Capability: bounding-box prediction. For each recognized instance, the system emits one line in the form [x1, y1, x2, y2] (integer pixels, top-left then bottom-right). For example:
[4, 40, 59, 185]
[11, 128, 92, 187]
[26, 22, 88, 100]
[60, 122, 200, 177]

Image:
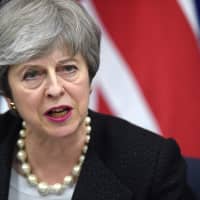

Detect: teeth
[48, 107, 69, 118]
[50, 110, 67, 117]
[53, 108, 66, 113]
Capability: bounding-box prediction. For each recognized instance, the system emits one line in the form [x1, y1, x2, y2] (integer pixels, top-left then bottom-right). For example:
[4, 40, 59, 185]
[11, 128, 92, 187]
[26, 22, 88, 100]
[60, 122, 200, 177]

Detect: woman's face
[8, 48, 91, 138]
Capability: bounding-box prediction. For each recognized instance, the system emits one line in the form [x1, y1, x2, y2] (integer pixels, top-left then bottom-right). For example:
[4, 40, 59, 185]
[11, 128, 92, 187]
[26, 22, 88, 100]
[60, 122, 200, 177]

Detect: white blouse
[9, 168, 75, 200]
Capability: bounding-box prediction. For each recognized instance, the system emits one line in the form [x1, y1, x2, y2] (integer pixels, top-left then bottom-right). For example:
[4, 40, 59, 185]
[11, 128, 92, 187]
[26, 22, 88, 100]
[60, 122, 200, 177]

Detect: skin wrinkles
[8, 48, 91, 183]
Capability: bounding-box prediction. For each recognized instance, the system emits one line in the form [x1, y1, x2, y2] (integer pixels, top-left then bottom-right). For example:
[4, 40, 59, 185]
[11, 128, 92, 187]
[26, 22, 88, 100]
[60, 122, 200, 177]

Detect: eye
[62, 65, 78, 73]
[21, 68, 44, 89]
[23, 69, 42, 80]
[57, 64, 79, 81]
[57, 64, 78, 77]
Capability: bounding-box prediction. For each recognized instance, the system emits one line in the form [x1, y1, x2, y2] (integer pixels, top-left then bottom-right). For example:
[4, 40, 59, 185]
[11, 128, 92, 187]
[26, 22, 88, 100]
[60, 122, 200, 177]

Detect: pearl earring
[10, 102, 16, 110]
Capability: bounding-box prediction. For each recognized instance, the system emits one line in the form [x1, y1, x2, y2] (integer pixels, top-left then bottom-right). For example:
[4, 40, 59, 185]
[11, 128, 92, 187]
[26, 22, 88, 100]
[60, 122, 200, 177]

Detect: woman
[0, 0, 195, 199]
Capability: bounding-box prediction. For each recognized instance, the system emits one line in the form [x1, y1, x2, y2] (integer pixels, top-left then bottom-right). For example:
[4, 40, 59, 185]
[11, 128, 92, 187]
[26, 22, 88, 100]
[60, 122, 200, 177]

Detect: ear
[5, 97, 13, 109]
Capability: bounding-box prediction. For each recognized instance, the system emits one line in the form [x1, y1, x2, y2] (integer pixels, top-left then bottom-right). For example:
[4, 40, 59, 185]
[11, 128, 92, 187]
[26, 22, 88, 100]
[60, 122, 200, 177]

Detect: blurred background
[0, 0, 200, 198]
[83, 0, 200, 198]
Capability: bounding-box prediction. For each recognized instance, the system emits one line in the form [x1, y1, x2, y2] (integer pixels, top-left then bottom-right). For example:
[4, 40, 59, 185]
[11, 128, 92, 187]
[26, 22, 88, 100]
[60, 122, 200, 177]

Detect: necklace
[16, 116, 91, 196]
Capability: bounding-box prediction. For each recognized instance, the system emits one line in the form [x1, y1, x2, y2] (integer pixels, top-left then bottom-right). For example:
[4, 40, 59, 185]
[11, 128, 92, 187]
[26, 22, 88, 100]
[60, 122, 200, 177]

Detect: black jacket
[0, 110, 195, 200]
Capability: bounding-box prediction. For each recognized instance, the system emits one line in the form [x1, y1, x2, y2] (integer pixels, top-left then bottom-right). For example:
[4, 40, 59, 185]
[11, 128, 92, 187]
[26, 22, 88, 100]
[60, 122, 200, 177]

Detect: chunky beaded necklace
[16, 116, 91, 196]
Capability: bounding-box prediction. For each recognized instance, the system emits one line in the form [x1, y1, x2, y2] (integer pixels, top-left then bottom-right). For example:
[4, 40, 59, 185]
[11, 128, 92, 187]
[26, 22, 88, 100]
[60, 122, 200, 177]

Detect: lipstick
[44, 105, 72, 123]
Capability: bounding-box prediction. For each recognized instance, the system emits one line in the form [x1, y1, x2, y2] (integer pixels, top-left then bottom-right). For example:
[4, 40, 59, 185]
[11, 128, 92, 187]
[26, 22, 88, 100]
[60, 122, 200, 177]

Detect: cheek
[78, 84, 90, 104]
[11, 86, 41, 117]
[8, 72, 26, 103]
[72, 80, 91, 108]
[15, 93, 37, 112]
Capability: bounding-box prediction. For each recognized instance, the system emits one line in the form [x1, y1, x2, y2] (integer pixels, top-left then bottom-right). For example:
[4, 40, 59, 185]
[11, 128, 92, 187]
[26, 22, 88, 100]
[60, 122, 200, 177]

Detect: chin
[47, 125, 78, 138]
[47, 130, 74, 138]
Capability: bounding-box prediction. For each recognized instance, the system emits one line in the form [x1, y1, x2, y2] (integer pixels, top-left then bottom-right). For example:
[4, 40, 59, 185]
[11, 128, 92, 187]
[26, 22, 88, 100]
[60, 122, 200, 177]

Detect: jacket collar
[72, 110, 133, 200]
[0, 110, 133, 200]
[0, 112, 21, 200]
[72, 146, 133, 200]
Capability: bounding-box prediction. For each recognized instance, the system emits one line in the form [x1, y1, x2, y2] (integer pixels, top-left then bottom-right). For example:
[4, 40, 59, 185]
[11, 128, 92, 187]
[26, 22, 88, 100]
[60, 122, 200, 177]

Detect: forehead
[29, 48, 70, 63]
[18, 48, 77, 67]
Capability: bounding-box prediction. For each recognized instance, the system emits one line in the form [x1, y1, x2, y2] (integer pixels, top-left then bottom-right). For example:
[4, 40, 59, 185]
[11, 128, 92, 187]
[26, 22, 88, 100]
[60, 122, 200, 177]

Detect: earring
[10, 102, 16, 110]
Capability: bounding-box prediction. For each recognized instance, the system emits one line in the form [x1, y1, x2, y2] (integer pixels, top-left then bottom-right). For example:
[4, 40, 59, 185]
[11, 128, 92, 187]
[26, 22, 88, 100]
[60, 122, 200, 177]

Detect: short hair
[0, 0, 101, 98]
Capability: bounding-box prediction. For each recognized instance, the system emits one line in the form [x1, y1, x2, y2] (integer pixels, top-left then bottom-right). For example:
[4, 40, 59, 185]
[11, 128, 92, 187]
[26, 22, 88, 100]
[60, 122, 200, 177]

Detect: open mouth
[45, 106, 72, 121]
[48, 108, 68, 117]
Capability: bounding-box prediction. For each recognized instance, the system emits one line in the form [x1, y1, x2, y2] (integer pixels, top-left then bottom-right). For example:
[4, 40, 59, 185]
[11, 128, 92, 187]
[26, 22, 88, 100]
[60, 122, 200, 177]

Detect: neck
[15, 116, 91, 195]
[24, 128, 86, 184]
[27, 128, 84, 157]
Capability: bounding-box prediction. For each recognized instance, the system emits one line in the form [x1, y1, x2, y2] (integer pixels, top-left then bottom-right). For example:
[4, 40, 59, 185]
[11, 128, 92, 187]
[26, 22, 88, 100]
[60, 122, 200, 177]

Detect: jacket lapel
[0, 150, 13, 200]
[0, 113, 20, 200]
[72, 147, 133, 200]
[0, 110, 133, 200]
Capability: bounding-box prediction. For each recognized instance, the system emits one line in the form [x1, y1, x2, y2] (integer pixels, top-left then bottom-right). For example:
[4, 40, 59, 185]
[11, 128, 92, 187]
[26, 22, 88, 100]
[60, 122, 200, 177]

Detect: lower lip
[45, 110, 72, 123]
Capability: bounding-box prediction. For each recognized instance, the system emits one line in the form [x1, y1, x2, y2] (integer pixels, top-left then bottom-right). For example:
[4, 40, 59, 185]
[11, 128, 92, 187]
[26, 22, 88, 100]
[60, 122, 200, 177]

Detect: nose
[45, 72, 64, 98]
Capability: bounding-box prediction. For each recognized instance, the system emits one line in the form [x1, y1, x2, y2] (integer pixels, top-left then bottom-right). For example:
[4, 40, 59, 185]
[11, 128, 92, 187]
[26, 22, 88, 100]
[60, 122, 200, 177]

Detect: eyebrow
[57, 58, 77, 65]
[15, 57, 78, 70]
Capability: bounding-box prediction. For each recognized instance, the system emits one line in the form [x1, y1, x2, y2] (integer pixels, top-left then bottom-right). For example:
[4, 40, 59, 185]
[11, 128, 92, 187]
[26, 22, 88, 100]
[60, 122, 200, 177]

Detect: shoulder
[89, 109, 182, 174]
[89, 109, 167, 149]
[89, 110, 193, 198]
[0, 111, 21, 140]
[0, 110, 20, 125]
